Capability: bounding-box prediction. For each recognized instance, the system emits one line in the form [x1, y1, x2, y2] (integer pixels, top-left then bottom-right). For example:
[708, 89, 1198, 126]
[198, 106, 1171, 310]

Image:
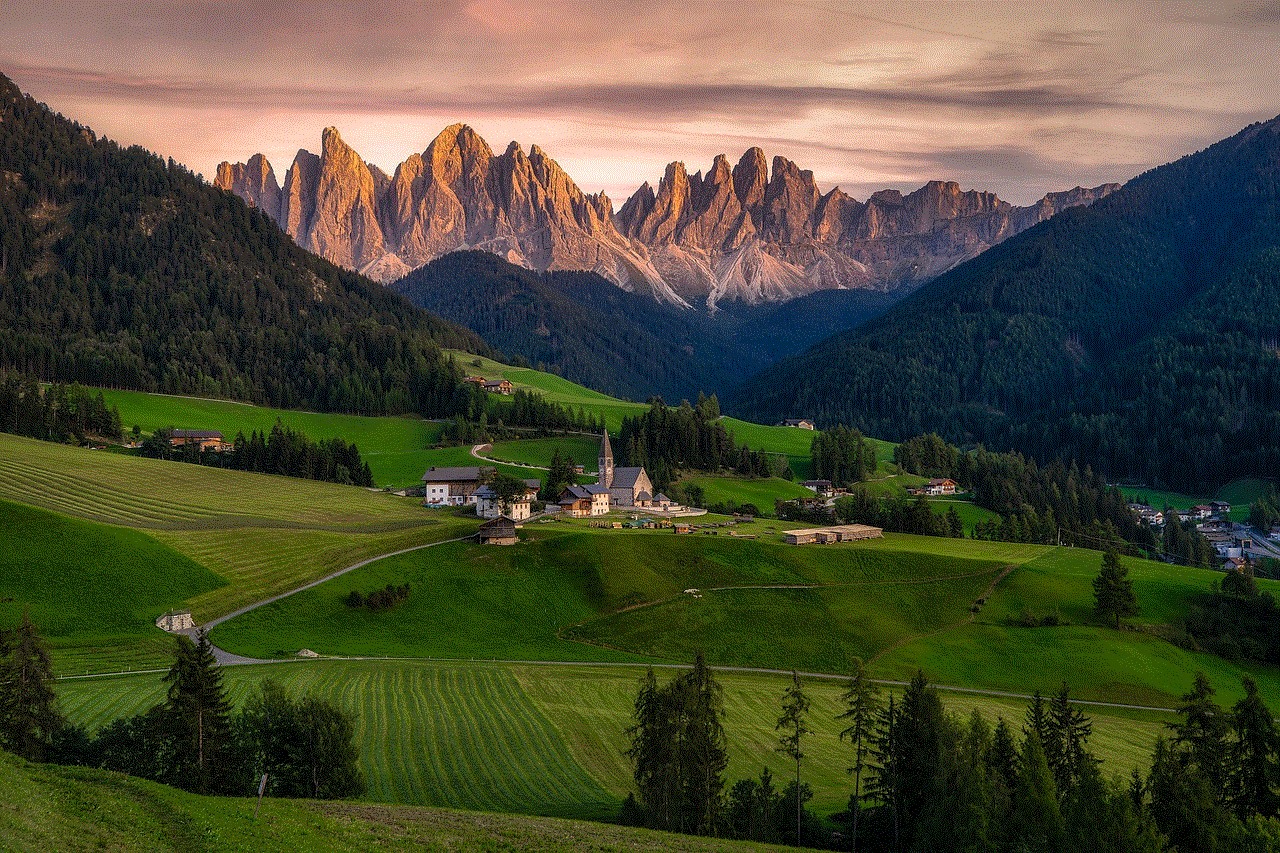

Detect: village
[419, 429, 885, 547]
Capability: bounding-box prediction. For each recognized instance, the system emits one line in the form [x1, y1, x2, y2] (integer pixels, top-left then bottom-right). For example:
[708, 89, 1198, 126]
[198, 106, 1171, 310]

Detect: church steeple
[599, 429, 614, 489]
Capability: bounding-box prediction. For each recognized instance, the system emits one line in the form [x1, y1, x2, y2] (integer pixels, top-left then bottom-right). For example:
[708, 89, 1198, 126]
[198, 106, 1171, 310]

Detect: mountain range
[731, 114, 1280, 492]
[215, 126, 1116, 311]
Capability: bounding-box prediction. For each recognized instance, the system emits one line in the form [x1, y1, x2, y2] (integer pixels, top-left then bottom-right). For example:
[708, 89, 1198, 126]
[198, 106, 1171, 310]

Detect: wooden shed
[477, 515, 519, 545]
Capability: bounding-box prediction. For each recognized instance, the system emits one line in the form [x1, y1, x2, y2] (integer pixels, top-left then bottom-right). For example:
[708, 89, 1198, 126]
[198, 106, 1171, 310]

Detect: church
[597, 430, 654, 507]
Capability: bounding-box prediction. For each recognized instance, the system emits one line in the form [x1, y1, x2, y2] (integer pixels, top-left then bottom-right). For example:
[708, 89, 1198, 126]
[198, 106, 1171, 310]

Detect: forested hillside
[0, 73, 488, 416]
[732, 115, 1280, 492]
[392, 250, 754, 402]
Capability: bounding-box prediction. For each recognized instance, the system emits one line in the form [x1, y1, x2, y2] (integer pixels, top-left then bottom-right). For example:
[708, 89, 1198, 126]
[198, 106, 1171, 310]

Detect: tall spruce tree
[1226, 676, 1279, 818]
[1048, 682, 1097, 794]
[775, 670, 811, 846]
[674, 653, 728, 835]
[162, 630, 231, 793]
[1168, 671, 1229, 794]
[836, 659, 881, 853]
[1093, 545, 1139, 628]
[0, 611, 62, 761]
[625, 666, 669, 827]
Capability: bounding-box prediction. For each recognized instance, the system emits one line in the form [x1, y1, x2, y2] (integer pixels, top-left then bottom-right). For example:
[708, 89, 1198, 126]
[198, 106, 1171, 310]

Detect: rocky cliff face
[216, 126, 1118, 310]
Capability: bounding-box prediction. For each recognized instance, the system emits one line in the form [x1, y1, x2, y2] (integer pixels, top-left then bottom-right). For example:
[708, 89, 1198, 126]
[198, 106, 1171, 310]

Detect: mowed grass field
[98, 387, 447, 489]
[0, 433, 472, 670]
[56, 659, 1172, 822]
[0, 500, 226, 674]
[209, 523, 1280, 709]
[209, 530, 1014, 667]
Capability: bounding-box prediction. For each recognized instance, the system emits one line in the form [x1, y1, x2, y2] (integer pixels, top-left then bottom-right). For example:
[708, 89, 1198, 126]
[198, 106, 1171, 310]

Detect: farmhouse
[477, 515, 519, 545]
[421, 466, 493, 507]
[483, 378, 514, 395]
[778, 418, 815, 430]
[800, 479, 833, 495]
[785, 523, 883, 545]
[597, 431, 654, 507]
[473, 479, 540, 521]
[923, 478, 958, 496]
[169, 429, 228, 451]
[558, 484, 610, 517]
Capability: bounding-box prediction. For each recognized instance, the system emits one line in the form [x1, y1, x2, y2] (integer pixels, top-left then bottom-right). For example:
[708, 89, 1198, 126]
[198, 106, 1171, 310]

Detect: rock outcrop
[216, 126, 1118, 310]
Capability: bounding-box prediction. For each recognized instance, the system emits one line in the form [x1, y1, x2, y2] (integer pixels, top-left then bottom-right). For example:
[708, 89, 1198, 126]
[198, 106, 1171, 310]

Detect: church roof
[599, 429, 613, 460]
[611, 467, 647, 489]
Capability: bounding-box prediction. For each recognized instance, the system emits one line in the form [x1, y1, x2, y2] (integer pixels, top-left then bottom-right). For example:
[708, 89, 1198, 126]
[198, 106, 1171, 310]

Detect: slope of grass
[486, 435, 601, 470]
[0, 499, 225, 673]
[57, 660, 1172, 823]
[0, 434, 473, 668]
[0, 747, 802, 853]
[209, 530, 1014, 664]
[677, 474, 813, 509]
[877, 546, 1280, 707]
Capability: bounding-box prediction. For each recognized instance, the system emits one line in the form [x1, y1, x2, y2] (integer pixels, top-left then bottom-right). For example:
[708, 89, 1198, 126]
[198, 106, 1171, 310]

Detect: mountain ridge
[216, 126, 1117, 310]
[728, 113, 1280, 492]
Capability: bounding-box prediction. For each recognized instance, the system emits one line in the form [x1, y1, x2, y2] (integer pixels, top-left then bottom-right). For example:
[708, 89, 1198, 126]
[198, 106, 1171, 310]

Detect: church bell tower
[599, 429, 614, 489]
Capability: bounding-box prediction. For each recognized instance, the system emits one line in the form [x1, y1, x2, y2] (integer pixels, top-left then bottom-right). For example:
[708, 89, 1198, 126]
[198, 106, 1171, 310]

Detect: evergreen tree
[1168, 671, 1230, 794]
[836, 659, 880, 853]
[1011, 730, 1064, 851]
[0, 611, 62, 761]
[162, 630, 231, 793]
[674, 652, 728, 835]
[1048, 682, 1097, 794]
[775, 670, 810, 846]
[1226, 676, 1279, 818]
[1093, 545, 1139, 628]
[625, 666, 669, 827]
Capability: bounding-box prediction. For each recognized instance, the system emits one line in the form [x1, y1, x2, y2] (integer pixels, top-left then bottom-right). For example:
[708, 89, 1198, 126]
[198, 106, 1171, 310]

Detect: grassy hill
[0, 499, 225, 672]
[0, 747, 798, 853]
[0, 433, 471, 670]
[56, 660, 1172, 822]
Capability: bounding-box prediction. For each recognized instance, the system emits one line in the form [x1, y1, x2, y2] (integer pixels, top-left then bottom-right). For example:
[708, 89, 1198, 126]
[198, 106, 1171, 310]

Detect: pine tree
[775, 670, 810, 846]
[162, 629, 231, 793]
[625, 666, 669, 827]
[836, 659, 881, 853]
[0, 611, 62, 761]
[1226, 676, 1279, 818]
[1168, 671, 1229, 793]
[1048, 682, 1097, 794]
[1093, 545, 1139, 628]
[674, 653, 727, 835]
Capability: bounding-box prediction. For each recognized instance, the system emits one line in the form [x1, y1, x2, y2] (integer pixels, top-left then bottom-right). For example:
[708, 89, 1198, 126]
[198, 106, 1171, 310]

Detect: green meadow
[0, 745, 801, 853]
[56, 659, 1173, 822]
[0, 433, 471, 669]
[1118, 477, 1272, 523]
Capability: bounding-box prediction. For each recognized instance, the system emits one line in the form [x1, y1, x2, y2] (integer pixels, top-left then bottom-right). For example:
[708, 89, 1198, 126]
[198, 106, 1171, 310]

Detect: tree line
[0, 615, 363, 800]
[810, 425, 876, 487]
[618, 398, 773, 495]
[623, 657, 1280, 851]
[0, 374, 122, 444]
[139, 423, 374, 487]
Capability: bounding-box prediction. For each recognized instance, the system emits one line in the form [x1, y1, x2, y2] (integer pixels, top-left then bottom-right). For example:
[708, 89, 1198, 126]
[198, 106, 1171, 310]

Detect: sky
[3, 1, 1279, 205]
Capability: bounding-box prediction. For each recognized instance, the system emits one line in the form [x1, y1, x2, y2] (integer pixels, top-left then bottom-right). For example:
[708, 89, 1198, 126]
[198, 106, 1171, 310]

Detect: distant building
[778, 418, 815, 430]
[477, 515, 519, 545]
[155, 609, 195, 633]
[597, 430, 654, 507]
[559, 484, 610, 517]
[483, 378, 514, 395]
[421, 466, 493, 507]
[463, 375, 486, 386]
[169, 429, 228, 451]
[800, 479, 833, 495]
[473, 481, 538, 521]
[923, 478, 958, 496]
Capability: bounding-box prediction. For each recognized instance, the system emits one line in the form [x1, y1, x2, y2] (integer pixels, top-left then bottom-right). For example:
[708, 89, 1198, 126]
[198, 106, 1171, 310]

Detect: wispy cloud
[2, 1, 1278, 205]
